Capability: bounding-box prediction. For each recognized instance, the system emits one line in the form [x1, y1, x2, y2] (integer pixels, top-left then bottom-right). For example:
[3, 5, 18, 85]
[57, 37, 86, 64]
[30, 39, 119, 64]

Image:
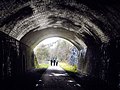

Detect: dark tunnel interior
[0, 0, 120, 90]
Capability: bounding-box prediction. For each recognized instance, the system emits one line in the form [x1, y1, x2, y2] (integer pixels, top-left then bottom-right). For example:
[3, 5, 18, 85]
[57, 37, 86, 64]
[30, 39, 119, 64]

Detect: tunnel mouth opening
[33, 37, 86, 73]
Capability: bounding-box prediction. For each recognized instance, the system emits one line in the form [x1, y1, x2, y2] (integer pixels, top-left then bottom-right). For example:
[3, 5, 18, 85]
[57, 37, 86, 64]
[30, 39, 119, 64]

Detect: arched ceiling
[0, 0, 120, 49]
[21, 27, 87, 49]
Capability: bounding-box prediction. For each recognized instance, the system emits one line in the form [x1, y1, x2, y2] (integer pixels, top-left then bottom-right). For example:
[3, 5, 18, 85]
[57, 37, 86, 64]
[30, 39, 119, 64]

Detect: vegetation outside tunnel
[34, 57, 50, 69]
[59, 62, 77, 73]
[34, 57, 77, 73]
[34, 37, 79, 72]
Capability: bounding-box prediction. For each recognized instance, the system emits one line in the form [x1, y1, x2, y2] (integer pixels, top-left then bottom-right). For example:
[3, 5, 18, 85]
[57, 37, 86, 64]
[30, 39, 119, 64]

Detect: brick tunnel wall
[0, 0, 120, 89]
[0, 31, 34, 80]
[85, 38, 120, 90]
[77, 33, 120, 89]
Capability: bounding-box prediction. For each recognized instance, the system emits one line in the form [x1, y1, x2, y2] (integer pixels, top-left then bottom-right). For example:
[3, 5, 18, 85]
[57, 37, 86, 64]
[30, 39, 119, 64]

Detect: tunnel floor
[2, 66, 110, 90]
[34, 66, 82, 90]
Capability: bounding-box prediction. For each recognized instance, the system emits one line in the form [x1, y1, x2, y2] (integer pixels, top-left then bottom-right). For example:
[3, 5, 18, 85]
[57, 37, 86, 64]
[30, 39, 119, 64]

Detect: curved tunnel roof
[20, 27, 87, 49]
[0, 0, 119, 49]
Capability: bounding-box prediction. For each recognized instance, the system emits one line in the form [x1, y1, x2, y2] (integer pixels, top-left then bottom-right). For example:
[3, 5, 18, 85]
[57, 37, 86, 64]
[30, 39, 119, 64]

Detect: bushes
[59, 62, 77, 73]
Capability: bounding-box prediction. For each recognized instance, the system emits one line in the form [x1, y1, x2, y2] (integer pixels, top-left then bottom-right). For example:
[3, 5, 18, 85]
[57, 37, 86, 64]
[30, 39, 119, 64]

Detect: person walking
[51, 59, 53, 66]
[53, 57, 56, 66]
[55, 57, 58, 66]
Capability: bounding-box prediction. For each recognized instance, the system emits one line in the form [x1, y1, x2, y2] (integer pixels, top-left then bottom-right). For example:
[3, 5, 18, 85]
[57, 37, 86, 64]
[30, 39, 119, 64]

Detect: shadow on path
[35, 66, 83, 90]
[1, 66, 111, 90]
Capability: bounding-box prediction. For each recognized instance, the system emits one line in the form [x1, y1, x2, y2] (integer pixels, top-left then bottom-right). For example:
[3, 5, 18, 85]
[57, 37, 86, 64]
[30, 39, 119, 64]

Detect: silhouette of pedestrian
[51, 59, 53, 66]
[55, 57, 58, 66]
[56, 61, 58, 66]
[53, 57, 56, 66]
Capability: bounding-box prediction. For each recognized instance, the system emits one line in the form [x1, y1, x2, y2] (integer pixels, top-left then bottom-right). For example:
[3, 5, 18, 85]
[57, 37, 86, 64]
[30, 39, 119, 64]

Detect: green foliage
[55, 40, 73, 62]
[34, 38, 78, 70]
[35, 44, 49, 63]
[34, 56, 49, 69]
[37, 63, 50, 69]
[34, 56, 39, 68]
[59, 62, 77, 73]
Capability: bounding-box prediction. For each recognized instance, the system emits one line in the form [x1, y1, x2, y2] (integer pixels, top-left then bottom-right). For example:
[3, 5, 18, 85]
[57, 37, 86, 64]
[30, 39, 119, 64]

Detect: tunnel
[0, 0, 120, 90]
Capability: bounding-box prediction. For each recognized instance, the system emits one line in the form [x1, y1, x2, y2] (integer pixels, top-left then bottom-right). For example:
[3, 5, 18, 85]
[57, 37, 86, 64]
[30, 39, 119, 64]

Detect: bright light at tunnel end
[33, 37, 74, 52]
[34, 37, 60, 52]
[40, 37, 60, 45]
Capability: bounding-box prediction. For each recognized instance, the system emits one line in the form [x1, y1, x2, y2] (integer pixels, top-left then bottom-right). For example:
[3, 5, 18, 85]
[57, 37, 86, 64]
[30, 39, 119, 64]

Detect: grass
[35, 63, 50, 69]
[59, 62, 77, 73]
[34, 58, 50, 69]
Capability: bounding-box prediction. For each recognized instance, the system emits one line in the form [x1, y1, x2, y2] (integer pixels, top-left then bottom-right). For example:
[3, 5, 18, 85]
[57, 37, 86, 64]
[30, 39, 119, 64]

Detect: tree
[34, 38, 78, 65]
[35, 44, 49, 64]
[54, 40, 73, 62]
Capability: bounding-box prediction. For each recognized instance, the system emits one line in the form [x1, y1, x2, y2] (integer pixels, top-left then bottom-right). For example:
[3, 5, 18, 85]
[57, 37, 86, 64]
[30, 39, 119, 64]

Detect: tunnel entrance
[33, 37, 85, 73]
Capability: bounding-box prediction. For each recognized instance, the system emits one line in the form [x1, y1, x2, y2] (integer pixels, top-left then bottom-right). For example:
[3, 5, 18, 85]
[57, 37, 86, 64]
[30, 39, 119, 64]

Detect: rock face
[0, 0, 120, 89]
